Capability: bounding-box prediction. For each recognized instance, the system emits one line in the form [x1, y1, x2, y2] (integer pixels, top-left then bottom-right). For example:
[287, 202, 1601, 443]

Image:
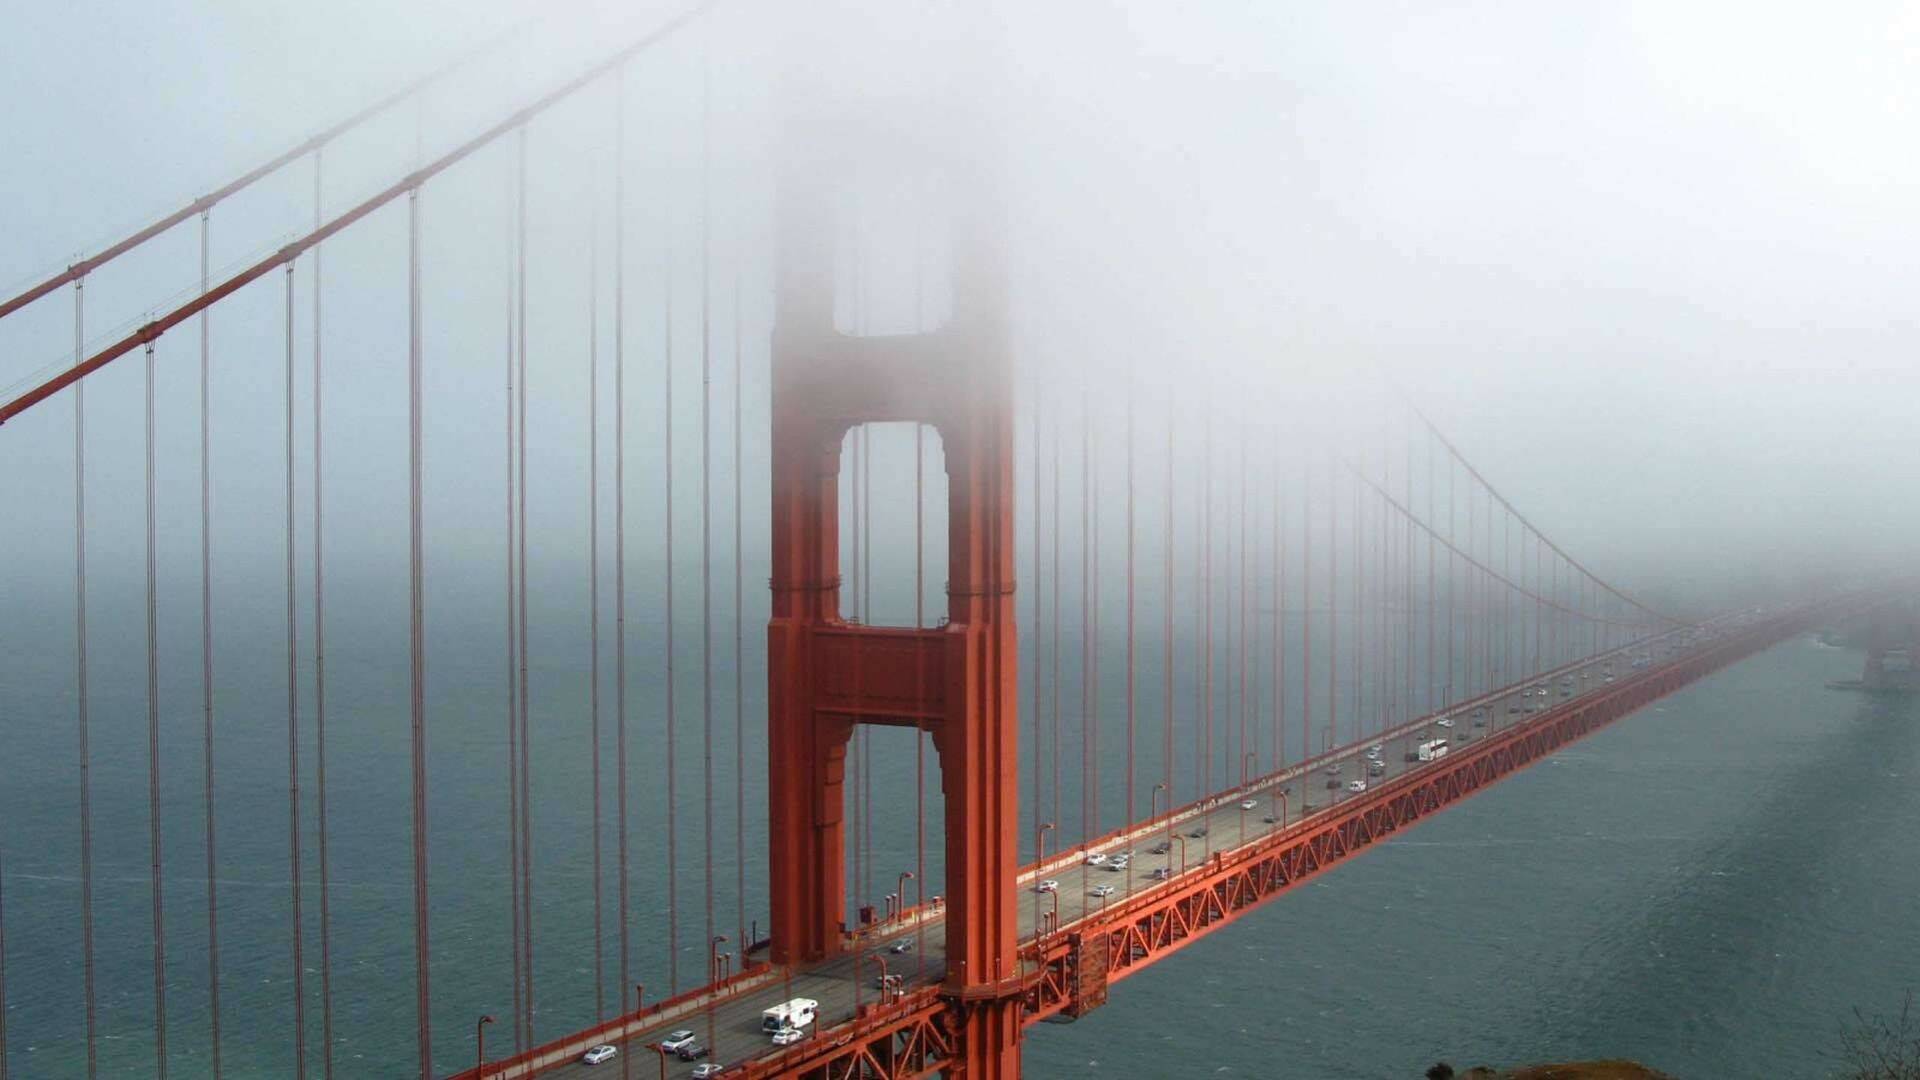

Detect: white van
[762, 998, 819, 1034]
[1415, 739, 1450, 762]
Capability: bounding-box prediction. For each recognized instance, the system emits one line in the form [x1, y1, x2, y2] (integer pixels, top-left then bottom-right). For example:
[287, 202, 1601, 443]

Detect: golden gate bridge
[0, 4, 1872, 1078]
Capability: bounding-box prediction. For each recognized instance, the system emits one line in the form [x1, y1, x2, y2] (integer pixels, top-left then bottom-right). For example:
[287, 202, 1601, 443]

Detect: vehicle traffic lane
[533, 623, 1737, 1075]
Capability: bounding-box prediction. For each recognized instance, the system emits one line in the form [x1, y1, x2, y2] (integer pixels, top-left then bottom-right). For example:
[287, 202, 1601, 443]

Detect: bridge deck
[459, 620, 1747, 1079]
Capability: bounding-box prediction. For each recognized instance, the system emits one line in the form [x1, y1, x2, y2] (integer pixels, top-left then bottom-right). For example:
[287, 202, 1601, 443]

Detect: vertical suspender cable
[913, 419, 926, 968]
[312, 150, 337, 1080]
[1326, 456, 1336, 752]
[732, 268, 746, 957]
[1299, 456, 1310, 774]
[663, 149, 679, 996]
[1425, 431, 1435, 716]
[1405, 438, 1420, 730]
[74, 276, 98, 1080]
[1032, 373, 1043, 847]
[1124, 366, 1135, 831]
[699, 54, 716, 1001]
[1447, 452, 1455, 705]
[1375, 455, 1387, 730]
[503, 160, 524, 1054]
[1080, 391, 1093, 842]
[912, 180, 928, 966]
[1237, 418, 1248, 781]
[865, 442, 875, 915]
[405, 183, 433, 1080]
[588, 211, 605, 1021]
[1162, 394, 1174, 807]
[1351, 441, 1362, 744]
[283, 262, 309, 1080]
[1201, 410, 1213, 805]
[1272, 427, 1283, 771]
[143, 335, 169, 1080]
[198, 210, 224, 1080]
[847, 433, 860, 932]
[611, 72, 633, 1048]
[515, 126, 536, 1044]
[1050, 401, 1062, 830]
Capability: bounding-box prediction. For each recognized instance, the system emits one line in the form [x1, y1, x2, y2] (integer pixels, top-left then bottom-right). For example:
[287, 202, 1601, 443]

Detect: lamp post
[1241, 751, 1257, 788]
[475, 1014, 495, 1075]
[634, 983, 644, 1016]
[652, 1043, 670, 1080]
[707, 934, 729, 1052]
[896, 870, 915, 921]
[1033, 821, 1055, 935]
[1275, 788, 1288, 829]
[875, 954, 893, 1003]
[1174, 832, 1188, 872]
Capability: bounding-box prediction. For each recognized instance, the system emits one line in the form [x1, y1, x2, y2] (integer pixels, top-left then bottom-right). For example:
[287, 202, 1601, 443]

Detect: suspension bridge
[0, 5, 1871, 1079]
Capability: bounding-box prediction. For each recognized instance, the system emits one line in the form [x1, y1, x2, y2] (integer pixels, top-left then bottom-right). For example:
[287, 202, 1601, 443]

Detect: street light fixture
[709, 935, 730, 983]
[476, 1014, 495, 1075]
[896, 871, 915, 921]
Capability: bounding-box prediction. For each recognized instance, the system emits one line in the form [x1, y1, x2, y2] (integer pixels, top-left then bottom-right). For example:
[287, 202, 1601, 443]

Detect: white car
[1090, 884, 1116, 898]
[582, 1045, 618, 1066]
[771, 1027, 805, 1046]
[660, 1031, 698, 1054]
[1435, 717, 1454, 729]
[1035, 879, 1059, 893]
[1345, 779, 1368, 793]
[1239, 799, 1258, 810]
[691, 1066, 725, 1079]
[1085, 852, 1107, 866]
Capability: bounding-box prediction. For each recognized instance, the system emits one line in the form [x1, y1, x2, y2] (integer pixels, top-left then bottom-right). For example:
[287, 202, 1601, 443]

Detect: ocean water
[1021, 637, 1920, 1079]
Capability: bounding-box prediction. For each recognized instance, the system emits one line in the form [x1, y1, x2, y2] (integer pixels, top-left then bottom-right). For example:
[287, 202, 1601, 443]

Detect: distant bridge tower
[763, 89, 1024, 1076]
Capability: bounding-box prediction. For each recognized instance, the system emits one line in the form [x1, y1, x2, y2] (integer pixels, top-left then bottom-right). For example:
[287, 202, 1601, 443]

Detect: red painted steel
[767, 146, 1023, 1075]
[559, 607, 1824, 1080]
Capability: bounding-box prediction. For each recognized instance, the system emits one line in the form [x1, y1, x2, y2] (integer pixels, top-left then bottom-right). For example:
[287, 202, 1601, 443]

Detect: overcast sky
[4, 0, 1917, 604]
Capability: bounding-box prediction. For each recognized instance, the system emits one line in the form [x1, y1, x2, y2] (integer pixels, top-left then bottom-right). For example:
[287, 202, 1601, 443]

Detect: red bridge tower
[764, 141, 1023, 1074]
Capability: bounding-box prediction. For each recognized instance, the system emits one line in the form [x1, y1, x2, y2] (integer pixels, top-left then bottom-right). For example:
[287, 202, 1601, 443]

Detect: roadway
[530, 619, 1742, 1077]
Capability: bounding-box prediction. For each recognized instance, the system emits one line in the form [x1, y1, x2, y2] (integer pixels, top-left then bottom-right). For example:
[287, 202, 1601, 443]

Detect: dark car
[1149, 841, 1171, 855]
[1186, 826, 1208, 838]
[677, 1042, 712, 1062]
